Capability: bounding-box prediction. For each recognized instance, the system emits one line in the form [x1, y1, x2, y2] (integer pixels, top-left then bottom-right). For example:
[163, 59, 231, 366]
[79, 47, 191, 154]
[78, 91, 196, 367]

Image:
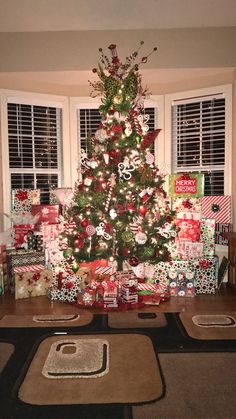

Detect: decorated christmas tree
[61, 42, 176, 272]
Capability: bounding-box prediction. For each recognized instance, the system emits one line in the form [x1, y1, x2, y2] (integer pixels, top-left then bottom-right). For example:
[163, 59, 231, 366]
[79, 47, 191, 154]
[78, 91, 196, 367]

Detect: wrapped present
[176, 212, 201, 242]
[49, 275, 81, 303]
[194, 257, 218, 294]
[172, 197, 201, 213]
[201, 196, 231, 223]
[31, 205, 60, 225]
[14, 267, 53, 299]
[79, 259, 108, 277]
[38, 223, 61, 244]
[168, 267, 195, 297]
[200, 218, 216, 256]
[11, 189, 40, 213]
[77, 287, 96, 306]
[176, 240, 204, 259]
[7, 250, 45, 268]
[13, 224, 35, 249]
[215, 223, 233, 245]
[168, 173, 204, 198]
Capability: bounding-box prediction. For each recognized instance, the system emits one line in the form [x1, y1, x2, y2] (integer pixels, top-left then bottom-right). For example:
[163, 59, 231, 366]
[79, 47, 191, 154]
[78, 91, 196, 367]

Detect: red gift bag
[176, 212, 200, 242]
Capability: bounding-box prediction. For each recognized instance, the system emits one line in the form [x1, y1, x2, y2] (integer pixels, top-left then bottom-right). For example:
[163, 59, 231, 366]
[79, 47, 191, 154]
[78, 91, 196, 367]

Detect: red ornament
[139, 206, 148, 216]
[127, 203, 135, 212]
[81, 219, 89, 228]
[129, 257, 139, 267]
[122, 247, 131, 257]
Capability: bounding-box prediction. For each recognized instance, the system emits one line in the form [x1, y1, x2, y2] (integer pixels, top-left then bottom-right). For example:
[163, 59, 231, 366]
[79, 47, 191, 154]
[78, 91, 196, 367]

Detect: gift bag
[176, 212, 201, 242]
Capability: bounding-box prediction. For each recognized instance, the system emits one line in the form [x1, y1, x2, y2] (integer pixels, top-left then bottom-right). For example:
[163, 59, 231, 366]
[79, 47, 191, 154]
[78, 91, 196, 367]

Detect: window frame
[164, 84, 232, 195]
[0, 89, 70, 229]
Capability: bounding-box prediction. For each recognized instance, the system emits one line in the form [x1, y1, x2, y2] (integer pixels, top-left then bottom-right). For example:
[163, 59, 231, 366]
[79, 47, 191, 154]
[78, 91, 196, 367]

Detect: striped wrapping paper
[95, 266, 116, 275]
[201, 196, 231, 223]
[13, 264, 44, 273]
[137, 283, 159, 292]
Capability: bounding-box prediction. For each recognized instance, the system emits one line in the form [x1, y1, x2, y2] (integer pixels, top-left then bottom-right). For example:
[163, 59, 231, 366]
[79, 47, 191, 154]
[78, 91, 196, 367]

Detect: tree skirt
[0, 312, 93, 328]
[179, 312, 236, 340]
[18, 333, 163, 405]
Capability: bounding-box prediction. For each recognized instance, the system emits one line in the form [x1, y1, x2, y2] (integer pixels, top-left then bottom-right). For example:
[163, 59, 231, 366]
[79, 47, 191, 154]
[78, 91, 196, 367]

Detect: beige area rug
[0, 342, 15, 373]
[19, 334, 163, 405]
[108, 312, 167, 329]
[179, 312, 236, 340]
[133, 352, 236, 419]
[0, 312, 93, 328]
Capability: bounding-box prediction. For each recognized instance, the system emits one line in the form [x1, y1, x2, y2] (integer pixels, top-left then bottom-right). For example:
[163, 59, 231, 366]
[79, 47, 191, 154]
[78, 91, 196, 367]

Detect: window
[166, 85, 232, 196]
[8, 103, 62, 203]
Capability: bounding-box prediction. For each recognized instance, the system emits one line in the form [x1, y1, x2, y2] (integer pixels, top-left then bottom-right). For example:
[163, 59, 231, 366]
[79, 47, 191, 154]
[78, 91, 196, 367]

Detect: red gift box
[13, 224, 35, 249]
[79, 259, 108, 277]
[31, 205, 60, 225]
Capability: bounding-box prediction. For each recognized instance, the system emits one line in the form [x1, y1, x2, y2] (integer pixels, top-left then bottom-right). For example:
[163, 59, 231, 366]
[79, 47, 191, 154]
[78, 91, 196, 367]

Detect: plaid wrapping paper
[201, 196, 231, 224]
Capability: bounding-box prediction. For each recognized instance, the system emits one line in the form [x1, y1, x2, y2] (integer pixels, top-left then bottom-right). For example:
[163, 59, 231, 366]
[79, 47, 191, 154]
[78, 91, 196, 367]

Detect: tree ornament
[135, 232, 147, 244]
[121, 230, 134, 242]
[143, 246, 155, 258]
[95, 128, 109, 143]
[72, 262, 79, 273]
[129, 256, 139, 267]
[118, 160, 135, 181]
[86, 224, 96, 236]
[139, 205, 148, 216]
[81, 218, 89, 228]
[145, 152, 155, 165]
[63, 248, 74, 258]
[96, 222, 112, 240]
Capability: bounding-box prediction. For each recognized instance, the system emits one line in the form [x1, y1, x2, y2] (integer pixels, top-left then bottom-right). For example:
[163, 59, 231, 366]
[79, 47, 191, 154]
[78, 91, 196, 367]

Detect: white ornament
[124, 122, 132, 137]
[145, 152, 155, 165]
[138, 114, 149, 134]
[95, 128, 108, 143]
[118, 161, 135, 181]
[135, 232, 147, 244]
[96, 222, 112, 240]
[109, 209, 117, 219]
[156, 223, 177, 239]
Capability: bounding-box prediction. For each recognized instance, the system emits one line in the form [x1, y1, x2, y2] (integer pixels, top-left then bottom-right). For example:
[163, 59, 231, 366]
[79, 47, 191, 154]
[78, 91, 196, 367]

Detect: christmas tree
[61, 42, 176, 272]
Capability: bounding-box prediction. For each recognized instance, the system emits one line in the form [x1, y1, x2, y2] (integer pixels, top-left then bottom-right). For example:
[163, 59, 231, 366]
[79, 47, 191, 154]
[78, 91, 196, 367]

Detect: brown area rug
[0, 312, 93, 328]
[133, 352, 236, 419]
[19, 334, 163, 405]
[179, 312, 236, 340]
[0, 342, 15, 373]
[108, 312, 167, 329]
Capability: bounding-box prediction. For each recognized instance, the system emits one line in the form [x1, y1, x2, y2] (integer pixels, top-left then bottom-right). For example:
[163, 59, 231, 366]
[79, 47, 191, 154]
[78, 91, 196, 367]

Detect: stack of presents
[0, 173, 232, 307]
[1, 188, 61, 299]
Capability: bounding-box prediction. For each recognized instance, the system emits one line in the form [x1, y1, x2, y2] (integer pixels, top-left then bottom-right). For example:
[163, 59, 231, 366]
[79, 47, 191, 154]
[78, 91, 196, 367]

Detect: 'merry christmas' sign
[168, 173, 204, 198]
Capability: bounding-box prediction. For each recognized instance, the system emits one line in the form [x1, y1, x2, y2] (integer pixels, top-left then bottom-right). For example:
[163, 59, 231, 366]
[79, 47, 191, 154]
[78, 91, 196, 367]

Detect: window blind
[172, 95, 225, 195]
[8, 103, 62, 203]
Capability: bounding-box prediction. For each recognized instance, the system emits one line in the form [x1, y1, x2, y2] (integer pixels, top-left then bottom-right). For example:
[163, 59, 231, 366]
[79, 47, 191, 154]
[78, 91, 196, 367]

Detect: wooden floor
[1, 285, 236, 317]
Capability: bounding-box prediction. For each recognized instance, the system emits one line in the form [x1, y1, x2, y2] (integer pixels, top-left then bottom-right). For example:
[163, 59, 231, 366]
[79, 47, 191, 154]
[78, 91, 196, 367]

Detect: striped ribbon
[13, 264, 44, 273]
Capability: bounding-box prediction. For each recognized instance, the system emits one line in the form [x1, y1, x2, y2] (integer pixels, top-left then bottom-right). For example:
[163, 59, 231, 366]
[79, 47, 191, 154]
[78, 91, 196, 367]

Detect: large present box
[176, 212, 201, 242]
[11, 189, 40, 213]
[176, 240, 204, 260]
[7, 250, 45, 268]
[31, 205, 60, 225]
[215, 223, 233, 245]
[168, 266, 195, 297]
[14, 266, 53, 299]
[194, 257, 218, 294]
[201, 196, 231, 223]
[38, 223, 61, 244]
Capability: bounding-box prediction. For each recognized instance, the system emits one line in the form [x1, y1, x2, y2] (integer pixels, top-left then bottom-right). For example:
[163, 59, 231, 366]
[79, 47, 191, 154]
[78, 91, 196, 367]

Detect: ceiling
[0, 0, 235, 92]
[0, 0, 236, 32]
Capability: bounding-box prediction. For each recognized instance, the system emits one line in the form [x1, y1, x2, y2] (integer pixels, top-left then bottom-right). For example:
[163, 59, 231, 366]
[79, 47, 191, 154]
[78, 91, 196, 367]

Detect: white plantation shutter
[8, 102, 62, 203]
[172, 94, 225, 195]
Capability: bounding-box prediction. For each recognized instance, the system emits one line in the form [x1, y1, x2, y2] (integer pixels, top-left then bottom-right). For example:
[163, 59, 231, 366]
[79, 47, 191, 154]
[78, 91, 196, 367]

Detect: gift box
[11, 189, 40, 213]
[201, 196, 231, 224]
[168, 267, 195, 297]
[176, 212, 201, 242]
[79, 259, 109, 277]
[31, 205, 60, 225]
[200, 218, 216, 256]
[14, 267, 52, 299]
[194, 257, 218, 294]
[215, 223, 233, 245]
[49, 275, 81, 303]
[176, 240, 204, 259]
[7, 250, 45, 268]
[13, 224, 35, 249]
[172, 197, 201, 213]
[38, 223, 61, 244]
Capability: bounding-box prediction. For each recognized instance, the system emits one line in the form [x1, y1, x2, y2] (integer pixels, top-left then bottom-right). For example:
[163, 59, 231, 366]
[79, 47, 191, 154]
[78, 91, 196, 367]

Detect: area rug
[133, 352, 236, 419]
[0, 312, 93, 328]
[108, 312, 167, 329]
[179, 312, 236, 340]
[18, 333, 163, 405]
[0, 342, 15, 373]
